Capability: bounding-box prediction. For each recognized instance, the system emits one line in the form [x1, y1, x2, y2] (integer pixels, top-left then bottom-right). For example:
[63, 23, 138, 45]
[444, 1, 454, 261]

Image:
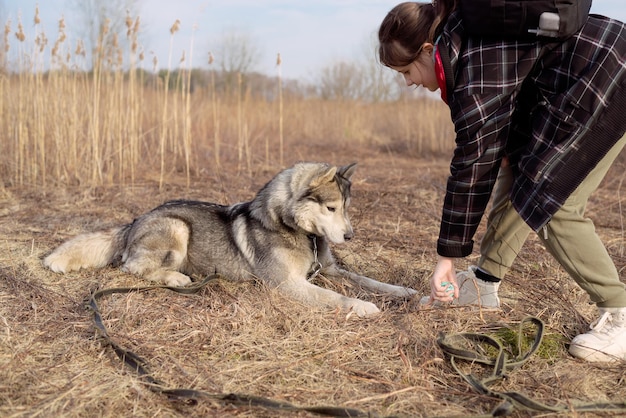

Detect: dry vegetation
[2, 9, 626, 418]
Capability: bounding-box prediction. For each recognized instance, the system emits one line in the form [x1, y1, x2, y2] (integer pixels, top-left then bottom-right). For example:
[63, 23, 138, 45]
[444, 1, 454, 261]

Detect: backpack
[458, 0, 592, 39]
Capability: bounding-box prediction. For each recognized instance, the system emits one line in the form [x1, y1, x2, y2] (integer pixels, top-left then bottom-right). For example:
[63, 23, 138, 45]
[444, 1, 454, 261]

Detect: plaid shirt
[436, 12, 626, 258]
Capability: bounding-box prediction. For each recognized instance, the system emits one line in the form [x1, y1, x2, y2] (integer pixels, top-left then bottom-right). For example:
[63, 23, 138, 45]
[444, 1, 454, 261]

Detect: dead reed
[0, 10, 452, 190]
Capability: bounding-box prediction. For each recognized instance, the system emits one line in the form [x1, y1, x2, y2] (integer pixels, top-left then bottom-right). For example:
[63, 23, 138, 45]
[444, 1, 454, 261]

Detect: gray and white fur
[44, 162, 416, 317]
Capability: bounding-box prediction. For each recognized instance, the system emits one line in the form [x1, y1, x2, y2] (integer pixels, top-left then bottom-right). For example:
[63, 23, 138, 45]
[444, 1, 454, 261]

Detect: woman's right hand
[428, 256, 458, 303]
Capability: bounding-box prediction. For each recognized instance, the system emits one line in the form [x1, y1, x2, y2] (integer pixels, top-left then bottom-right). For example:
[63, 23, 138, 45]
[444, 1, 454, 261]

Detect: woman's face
[389, 43, 438, 91]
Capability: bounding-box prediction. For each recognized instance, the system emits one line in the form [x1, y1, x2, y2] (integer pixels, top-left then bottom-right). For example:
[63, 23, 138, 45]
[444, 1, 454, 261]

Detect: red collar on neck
[434, 48, 448, 104]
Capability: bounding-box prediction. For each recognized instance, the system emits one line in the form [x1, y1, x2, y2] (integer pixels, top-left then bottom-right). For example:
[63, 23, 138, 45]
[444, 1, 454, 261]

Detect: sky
[2, 0, 625, 82]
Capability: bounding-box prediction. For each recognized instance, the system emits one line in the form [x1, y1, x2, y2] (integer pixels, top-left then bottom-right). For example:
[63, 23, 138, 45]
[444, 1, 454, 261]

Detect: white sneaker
[569, 308, 626, 362]
[420, 266, 501, 308]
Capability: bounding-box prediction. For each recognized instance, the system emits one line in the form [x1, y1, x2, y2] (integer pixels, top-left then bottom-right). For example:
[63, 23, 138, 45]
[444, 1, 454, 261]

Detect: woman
[378, 1, 626, 362]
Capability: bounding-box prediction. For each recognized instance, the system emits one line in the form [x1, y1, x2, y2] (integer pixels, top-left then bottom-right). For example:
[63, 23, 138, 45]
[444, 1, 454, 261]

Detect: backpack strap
[435, 38, 455, 105]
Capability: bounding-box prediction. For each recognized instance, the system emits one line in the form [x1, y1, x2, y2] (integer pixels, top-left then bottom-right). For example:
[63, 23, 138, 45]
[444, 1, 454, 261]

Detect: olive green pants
[479, 133, 626, 308]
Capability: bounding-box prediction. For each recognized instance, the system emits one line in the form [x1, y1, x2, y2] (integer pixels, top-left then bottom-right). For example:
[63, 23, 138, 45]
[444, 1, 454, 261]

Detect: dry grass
[2, 151, 626, 417]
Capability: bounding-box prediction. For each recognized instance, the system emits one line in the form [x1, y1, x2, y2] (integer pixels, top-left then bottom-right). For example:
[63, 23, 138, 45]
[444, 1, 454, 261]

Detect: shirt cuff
[437, 239, 474, 258]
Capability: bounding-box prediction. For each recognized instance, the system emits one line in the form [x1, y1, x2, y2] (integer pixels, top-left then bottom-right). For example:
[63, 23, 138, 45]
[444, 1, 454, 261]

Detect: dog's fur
[43, 162, 416, 316]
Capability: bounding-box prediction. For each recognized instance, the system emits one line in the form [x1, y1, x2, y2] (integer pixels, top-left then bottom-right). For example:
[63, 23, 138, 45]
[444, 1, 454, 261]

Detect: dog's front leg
[274, 277, 380, 317]
[323, 265, 417, 298]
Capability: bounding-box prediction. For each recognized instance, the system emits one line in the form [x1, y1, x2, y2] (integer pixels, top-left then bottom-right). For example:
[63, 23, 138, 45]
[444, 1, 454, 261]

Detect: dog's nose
[344, 232, 354, 241]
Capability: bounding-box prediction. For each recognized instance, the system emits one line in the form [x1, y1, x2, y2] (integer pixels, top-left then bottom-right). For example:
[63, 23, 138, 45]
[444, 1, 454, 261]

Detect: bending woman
[378, 1, 626, 361]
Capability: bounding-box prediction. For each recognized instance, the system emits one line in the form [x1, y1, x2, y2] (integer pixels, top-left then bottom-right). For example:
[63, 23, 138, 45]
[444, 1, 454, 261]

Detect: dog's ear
[309, 166, 337, 188]
[337, 163, 357, 180]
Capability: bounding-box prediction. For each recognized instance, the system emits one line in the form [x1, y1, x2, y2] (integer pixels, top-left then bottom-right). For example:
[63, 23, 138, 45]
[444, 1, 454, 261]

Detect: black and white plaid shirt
[436, 12, 626, 258]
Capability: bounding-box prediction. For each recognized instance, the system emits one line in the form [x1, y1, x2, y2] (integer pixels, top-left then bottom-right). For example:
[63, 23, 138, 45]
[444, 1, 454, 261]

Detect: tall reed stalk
[276, 53, 283, 167]
[182, 25, 197, 189]
[237, 71, 243, 171]
[32, 10, 46, 189]
[0, 6, 455, 191]
[208, 52, 220, 168]
[159, 19, 180, 190]
[89, 19, 109, 185]
[15, 17, 26, 187]
[125, 12, 141, 187]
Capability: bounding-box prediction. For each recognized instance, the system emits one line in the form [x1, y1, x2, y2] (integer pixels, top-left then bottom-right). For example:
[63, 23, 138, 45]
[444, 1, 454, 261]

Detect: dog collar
[307, 235, 322, 281]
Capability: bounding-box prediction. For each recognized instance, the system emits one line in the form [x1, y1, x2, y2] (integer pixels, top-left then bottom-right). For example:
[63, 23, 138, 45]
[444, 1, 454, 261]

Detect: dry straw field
[2, 9, 626, 418]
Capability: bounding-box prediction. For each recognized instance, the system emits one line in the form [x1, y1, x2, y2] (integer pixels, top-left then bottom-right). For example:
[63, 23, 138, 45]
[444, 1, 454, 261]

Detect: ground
[2, 139, 626, 417]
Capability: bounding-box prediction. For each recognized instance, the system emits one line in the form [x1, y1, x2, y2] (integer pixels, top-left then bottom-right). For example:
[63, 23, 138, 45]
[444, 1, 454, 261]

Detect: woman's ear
[421, 42, 434, 55]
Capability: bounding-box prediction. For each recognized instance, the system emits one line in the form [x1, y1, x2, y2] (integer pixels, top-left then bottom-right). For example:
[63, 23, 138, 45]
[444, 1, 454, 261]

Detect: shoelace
[590, 311, 612, 332]
[589, 311, 626, 336]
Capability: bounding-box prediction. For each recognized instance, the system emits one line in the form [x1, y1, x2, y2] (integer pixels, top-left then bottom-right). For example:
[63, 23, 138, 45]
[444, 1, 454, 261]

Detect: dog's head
[291, 162, 357, 244]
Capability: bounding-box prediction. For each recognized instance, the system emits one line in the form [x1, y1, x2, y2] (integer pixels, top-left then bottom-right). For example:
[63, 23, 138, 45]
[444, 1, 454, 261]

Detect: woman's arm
[437, 91, 514, 257]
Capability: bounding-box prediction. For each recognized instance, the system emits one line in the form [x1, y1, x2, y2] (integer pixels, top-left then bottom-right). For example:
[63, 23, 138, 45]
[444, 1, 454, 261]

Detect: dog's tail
[43, 226, 129, 273]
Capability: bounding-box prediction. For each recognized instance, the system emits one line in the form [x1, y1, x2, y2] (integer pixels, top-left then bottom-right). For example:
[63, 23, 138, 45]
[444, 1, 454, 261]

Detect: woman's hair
[378, 1, 457, 67]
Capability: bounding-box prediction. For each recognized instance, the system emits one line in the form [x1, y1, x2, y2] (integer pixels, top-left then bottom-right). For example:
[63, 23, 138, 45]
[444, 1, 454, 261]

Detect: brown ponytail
[378, 1, 457, 67]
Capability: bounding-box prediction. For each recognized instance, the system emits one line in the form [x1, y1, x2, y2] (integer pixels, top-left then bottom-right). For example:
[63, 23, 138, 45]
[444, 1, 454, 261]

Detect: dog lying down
[44, 162, 417, 317]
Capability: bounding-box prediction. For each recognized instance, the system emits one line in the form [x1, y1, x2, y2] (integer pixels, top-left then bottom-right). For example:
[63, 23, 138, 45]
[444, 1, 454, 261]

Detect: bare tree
[317, 35, 403, 102]
[211, 29, 261, 93]
[317, 61, 364, 101]
[217, 31, 260, 74]
[358, 35, 404, 102]
[67, 0, 140, 69]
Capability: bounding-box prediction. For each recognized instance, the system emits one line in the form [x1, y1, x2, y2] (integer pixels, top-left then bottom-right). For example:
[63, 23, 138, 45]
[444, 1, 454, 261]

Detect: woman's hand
[428, 256, 458, 303]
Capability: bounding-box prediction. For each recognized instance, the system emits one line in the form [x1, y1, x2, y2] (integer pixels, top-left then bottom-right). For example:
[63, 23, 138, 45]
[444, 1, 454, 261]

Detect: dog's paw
[43, 253, 69, 273]
[162, 272, 192, 287]
[347, 299, 380, 317]
[380, 284, 418, 298]
[138, 269, 193, 287]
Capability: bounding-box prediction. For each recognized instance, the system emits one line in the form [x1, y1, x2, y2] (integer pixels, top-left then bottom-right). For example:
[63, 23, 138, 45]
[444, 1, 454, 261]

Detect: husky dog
[44, 162, 416, 316]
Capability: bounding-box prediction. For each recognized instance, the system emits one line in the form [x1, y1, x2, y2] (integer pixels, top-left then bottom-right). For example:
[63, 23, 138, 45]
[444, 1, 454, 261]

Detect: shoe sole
[569, 344, 625, 362]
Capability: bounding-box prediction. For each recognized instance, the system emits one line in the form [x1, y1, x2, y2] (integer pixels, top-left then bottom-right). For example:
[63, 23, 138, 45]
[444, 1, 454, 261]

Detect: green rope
[87, 274, 378, 417]
[437, 317, 626, 416]
[88, 277, 626, 417]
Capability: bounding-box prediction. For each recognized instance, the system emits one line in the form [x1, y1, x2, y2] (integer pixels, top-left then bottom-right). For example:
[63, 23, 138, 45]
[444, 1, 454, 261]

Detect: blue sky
[2, 0, 625, 82]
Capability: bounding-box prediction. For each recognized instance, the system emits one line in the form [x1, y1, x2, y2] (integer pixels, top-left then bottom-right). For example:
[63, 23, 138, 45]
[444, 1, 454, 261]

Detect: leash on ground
[437, 316, 626, 417]
[87, 274, 379, 417]
[87, 278, 626, 417]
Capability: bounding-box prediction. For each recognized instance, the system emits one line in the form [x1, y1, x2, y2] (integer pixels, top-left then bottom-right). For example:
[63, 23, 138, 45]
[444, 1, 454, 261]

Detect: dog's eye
[327, 206, 336, 212]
